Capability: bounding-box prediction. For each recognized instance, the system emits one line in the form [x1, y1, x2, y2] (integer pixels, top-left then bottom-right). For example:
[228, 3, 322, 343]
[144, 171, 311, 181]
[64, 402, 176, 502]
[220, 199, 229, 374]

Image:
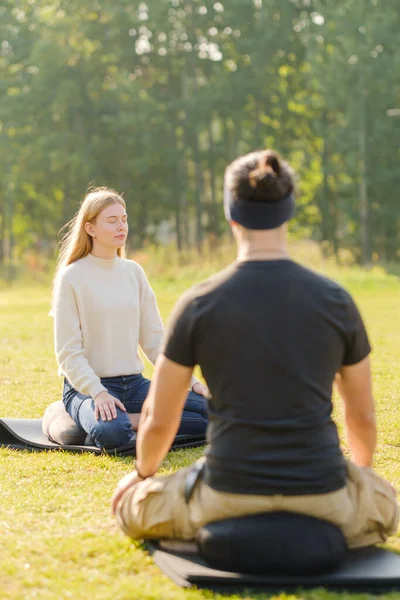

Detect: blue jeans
[62, 374, 208, 449]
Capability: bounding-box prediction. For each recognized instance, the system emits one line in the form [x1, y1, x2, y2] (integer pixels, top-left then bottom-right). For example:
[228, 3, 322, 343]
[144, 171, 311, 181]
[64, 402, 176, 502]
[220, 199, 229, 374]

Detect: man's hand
[94, 391, 126, 421]
[361, 466, 397, 497]
[192, 382, 210, 398]
[111, 470, 144, 515]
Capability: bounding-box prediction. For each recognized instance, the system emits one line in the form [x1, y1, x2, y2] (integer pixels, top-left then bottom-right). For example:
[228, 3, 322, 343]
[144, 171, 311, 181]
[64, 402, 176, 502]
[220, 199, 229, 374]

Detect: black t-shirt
[163, 260, 371, 496]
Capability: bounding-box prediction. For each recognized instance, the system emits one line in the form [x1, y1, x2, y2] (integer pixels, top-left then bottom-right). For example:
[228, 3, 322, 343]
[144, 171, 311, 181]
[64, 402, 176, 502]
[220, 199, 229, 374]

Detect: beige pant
[115, 459, 399, 549]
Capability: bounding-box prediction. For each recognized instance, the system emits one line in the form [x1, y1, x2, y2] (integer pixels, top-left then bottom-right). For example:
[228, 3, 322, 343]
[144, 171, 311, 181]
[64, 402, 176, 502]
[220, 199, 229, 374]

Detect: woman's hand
[192, 382, 210, 398]
[111, 470, 144, 515]
[94, 391, 126, 421]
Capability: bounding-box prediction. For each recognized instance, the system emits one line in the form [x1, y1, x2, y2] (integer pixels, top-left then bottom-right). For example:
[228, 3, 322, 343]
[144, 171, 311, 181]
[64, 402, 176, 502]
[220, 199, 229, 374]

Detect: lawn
[1, 248, 400, 600]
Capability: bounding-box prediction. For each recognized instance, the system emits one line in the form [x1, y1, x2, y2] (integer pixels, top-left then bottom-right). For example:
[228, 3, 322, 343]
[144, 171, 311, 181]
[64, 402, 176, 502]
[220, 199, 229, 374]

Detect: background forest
[1, 0, 400, 273]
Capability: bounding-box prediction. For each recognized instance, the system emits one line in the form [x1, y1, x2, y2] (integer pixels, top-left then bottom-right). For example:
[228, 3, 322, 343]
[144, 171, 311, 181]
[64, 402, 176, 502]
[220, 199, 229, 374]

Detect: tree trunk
[319, 116, 331, 252]
[328, 178, 341, 264]
[0, 202, 4, 265]
[192, 130, 204, 254]
[2, 187, 14, 264]
[175, 207, 183, 252]
[135, 192, 148, 248]
[233, 119, 243, 156]
[177, 152, 189, 249]
[359, 68, 371, 266]
[255, 98, 263, 148]
[207, 121, 219, 240]
[224, 118, 234, 163]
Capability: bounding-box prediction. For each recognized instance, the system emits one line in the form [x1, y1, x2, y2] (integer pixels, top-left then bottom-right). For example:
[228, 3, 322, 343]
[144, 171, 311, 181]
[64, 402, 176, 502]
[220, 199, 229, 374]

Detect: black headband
[224, 183, 295, 230]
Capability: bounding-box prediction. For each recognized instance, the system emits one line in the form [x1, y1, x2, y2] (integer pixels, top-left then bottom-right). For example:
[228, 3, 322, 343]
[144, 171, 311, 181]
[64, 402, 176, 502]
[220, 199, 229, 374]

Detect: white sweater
[52, 254, 165, 399]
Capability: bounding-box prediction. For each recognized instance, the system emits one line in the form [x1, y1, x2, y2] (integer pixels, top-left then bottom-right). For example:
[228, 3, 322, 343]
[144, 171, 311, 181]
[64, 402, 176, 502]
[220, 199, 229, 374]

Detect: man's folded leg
[339, 461, 399, 548]
[115, 466, 197, 540]
[115, 460, 399, 548]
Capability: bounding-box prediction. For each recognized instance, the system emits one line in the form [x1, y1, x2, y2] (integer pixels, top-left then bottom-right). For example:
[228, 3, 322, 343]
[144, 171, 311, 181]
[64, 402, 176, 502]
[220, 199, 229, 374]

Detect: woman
[51, 187, 208, 449]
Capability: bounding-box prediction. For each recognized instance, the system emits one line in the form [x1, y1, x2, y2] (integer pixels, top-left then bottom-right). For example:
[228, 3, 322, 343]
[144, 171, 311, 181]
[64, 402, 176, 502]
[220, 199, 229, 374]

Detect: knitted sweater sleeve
[137, 267, 165, 365]
[53, 273, 107, 399]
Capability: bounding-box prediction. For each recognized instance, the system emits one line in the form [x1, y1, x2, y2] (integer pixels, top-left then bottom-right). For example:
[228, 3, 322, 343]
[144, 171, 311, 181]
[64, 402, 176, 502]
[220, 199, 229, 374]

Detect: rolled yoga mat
[0, 418, 206, 457]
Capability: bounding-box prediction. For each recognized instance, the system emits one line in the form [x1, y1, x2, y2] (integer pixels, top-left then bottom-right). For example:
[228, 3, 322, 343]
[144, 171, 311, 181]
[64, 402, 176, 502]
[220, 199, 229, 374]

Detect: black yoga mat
[0, 418, 206, 457]
[147, 540, 400, 593]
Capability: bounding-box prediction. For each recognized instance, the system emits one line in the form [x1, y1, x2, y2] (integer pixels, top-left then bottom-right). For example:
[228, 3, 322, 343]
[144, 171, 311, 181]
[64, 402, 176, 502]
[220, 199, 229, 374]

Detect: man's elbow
[142, 415, 177, 436]
[346, 409, 376, 429]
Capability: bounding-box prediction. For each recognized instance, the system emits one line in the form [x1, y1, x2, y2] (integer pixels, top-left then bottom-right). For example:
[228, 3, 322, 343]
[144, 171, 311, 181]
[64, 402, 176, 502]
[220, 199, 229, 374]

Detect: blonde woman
[51, 187, 208, 449]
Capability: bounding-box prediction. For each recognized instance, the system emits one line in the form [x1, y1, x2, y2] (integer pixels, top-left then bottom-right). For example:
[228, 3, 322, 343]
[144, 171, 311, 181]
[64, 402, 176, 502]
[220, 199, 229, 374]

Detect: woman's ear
[84, 222, 95, 238]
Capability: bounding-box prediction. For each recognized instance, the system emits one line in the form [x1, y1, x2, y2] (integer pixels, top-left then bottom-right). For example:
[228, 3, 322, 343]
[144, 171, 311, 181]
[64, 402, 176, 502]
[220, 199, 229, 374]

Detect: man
[112, 150, 398, 547]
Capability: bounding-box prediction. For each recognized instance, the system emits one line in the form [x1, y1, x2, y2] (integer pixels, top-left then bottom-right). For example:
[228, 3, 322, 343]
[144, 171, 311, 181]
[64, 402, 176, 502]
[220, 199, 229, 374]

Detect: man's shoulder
[184, 263, 239, 303]
[292, 262, 349, 298]
[166, 265, 238, 323]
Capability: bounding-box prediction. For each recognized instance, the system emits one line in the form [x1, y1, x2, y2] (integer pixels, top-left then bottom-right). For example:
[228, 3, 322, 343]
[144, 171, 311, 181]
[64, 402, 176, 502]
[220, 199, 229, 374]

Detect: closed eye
[107, 214, 128, 223]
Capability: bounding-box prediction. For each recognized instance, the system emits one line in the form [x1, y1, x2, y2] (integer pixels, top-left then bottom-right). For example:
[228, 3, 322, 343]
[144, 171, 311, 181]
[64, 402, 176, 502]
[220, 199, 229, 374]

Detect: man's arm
[111, 355, 192, 514]
[112, 288, 200, 515]
[335, 355, 376, 467]
[135, 355, 193, 477]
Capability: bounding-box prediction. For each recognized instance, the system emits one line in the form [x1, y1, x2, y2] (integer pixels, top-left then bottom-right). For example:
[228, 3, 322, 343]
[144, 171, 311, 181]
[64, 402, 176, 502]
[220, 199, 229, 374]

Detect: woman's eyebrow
[107, 213, 128, 219]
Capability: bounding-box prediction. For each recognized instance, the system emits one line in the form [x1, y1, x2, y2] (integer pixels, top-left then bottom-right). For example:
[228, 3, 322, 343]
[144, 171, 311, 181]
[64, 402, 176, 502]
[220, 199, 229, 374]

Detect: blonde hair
[53, 187, 126, 286]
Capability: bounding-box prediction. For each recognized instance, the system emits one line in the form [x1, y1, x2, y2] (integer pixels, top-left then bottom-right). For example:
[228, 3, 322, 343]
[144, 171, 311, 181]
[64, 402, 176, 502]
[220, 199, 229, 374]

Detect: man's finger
[112, 481, 131, 514]
[111, 488, 124, 515]
[112, 472, 142, 515]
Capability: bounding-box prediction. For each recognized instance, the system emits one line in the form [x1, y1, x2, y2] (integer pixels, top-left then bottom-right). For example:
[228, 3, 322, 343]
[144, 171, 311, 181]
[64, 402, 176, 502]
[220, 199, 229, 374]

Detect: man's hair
[225, 150, 295, 203]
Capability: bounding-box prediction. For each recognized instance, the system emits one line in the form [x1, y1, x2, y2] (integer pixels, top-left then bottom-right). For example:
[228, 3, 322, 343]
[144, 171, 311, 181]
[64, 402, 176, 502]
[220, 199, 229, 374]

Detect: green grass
[1, 246, 400, 600]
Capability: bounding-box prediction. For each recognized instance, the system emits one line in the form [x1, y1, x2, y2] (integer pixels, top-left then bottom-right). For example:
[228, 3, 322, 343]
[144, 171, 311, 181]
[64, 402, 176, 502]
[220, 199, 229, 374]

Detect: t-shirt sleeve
[342, 291, 371, 366]
[162, 292, 197, 368]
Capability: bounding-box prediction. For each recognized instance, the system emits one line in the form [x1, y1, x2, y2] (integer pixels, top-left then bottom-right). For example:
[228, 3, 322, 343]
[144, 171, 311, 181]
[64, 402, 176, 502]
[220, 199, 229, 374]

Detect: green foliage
[0, 0, 400, 265]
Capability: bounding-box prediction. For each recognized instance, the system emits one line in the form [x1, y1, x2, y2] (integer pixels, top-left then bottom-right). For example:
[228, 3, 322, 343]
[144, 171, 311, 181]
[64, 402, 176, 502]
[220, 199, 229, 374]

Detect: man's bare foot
[129, 413, 140, 430]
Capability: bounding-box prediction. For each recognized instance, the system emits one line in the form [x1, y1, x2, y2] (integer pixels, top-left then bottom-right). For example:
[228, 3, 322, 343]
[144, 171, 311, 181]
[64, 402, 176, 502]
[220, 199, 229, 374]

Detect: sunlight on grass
[1, 242, 400, 599]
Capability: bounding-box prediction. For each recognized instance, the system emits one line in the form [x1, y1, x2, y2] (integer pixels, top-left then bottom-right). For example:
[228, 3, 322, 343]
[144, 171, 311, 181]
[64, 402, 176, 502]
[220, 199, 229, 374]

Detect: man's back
[164, 259, 371, 496]
[113, 148, 397, 550]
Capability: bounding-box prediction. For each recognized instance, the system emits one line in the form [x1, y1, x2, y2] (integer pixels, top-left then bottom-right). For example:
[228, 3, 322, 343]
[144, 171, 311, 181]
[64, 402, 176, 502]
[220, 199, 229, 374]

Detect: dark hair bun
[226, 149, 294, 204]
[265, 153, 281, 175]
[249, 152, 282, 189]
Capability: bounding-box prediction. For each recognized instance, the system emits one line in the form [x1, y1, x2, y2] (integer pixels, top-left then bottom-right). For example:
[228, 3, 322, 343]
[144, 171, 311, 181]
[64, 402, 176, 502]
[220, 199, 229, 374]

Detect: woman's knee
[89, 411, 134, 448]
[184, 391, 209, 417]
[178, 411, 208, 436]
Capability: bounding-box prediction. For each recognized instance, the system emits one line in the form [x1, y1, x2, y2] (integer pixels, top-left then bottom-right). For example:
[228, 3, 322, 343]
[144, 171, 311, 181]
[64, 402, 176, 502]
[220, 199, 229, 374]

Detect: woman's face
[86, 202, 128, 250]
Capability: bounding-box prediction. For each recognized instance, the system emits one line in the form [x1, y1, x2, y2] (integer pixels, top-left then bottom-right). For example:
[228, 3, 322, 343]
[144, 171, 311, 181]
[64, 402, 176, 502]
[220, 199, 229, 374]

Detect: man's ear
[230, 220, 242, 235]
[84, 222, 95, 238]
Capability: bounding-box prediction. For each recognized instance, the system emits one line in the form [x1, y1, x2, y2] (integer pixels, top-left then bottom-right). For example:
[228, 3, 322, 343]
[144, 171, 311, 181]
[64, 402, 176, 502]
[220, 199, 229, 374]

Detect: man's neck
[235, 226, 289, 262]
[237, 247, 289, 261]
